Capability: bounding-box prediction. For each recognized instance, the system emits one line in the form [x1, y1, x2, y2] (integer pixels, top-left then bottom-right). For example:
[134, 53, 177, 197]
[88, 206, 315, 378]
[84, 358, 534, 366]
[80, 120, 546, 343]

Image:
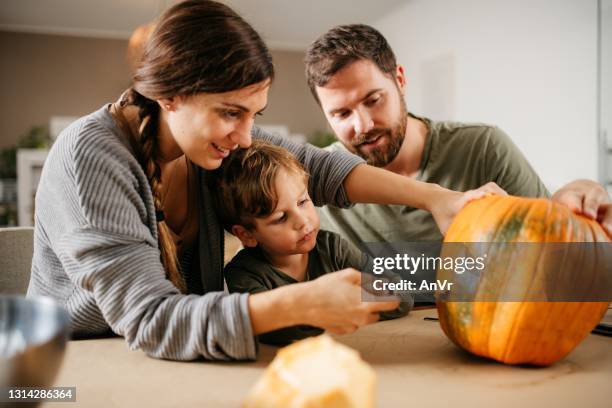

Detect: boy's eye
[298, 198, 310, 206]
[272, 214, 287, 224]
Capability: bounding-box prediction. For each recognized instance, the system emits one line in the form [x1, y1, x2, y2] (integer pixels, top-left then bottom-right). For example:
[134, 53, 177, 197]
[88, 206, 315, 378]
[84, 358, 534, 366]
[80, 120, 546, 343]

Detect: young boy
[210, 140, 412, 345]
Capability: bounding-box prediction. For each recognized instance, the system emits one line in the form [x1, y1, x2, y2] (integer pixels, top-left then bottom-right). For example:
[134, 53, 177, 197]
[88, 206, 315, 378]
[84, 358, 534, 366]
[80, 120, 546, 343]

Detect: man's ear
[231, 225, 258, 248]
[395, 65, 406, 95]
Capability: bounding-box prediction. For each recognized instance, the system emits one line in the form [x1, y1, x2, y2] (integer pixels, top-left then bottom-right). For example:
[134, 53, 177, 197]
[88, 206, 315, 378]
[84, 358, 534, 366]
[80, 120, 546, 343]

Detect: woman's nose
[230, 126, 252, 148]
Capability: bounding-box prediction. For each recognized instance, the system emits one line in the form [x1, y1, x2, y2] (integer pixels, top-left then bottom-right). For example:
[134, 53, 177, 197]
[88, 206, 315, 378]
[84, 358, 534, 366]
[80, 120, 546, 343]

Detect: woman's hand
[552, 179, 612, 237]
[299, 269, 400, 334]
[428, 182, 507, 234]
[248, 268, 400, 336]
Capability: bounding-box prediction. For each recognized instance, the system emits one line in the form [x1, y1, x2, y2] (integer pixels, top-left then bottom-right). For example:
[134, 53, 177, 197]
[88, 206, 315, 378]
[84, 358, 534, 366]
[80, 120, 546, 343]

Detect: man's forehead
[315, 60, 393, 110]
[325, 61, 382, 88]
[316, 83, 385, 113]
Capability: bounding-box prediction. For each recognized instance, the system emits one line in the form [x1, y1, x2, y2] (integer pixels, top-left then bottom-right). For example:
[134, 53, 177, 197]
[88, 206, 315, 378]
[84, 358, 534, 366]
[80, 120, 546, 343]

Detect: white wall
[602, 0, 612, 190]
[373, 0, 598, 192]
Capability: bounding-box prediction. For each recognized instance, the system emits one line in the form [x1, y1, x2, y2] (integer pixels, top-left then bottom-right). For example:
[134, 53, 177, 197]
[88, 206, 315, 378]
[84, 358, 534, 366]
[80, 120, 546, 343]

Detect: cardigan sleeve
[50, 118, 256, 361]
[251, 126, 364, 208]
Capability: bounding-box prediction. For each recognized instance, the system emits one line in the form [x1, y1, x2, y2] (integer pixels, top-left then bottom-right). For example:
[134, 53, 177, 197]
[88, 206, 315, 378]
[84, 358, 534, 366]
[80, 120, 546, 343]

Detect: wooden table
[45, 309, 612, 408]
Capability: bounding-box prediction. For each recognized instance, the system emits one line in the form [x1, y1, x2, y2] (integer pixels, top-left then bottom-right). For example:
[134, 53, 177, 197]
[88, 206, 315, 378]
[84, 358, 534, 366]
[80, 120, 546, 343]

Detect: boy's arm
[224, 263, 270, 295]
[329, 232, 413, 319]
[258, 325, 324, 346]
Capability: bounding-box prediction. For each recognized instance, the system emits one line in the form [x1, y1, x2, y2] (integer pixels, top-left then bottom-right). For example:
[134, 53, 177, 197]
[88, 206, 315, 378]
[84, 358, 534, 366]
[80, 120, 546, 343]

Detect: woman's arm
[248, 269, 399, 335]
[343, 164, 506, 234]
[40, 118, 257, 361]
[253, 126, 506, 234]
[343, 163, 445, 208]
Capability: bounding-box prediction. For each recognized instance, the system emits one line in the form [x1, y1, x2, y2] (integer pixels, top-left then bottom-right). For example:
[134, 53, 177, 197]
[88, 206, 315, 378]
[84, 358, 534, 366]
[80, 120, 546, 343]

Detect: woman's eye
[223, 110, 241, 119]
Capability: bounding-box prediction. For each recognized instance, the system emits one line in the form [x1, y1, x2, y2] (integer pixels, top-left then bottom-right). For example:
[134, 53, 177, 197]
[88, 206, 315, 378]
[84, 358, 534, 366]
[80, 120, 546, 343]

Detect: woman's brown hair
[121, 0, 274, 291]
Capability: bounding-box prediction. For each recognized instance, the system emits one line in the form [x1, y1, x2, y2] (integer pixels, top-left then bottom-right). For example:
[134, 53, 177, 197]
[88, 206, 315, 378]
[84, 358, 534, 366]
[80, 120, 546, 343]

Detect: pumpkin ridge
[504, 203, 581, 363]
[500, 302, 531, 364]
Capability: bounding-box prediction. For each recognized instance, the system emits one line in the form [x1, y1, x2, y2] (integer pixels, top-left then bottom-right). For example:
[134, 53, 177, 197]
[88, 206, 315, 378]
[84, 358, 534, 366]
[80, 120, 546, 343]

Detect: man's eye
[365, 96, 381, 106]
[336, 111, 350, 119]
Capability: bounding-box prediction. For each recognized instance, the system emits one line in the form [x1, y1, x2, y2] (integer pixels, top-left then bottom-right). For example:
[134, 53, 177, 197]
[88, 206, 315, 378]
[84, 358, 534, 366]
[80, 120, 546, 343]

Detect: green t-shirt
[224, 230, 411, 345]
[319, 114, 550, 245]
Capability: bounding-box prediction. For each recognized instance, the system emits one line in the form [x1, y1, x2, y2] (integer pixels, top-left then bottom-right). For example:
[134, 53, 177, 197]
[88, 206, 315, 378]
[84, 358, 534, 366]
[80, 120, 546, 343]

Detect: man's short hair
[209, 140, 309, 231]
[305, 24, 397, 104]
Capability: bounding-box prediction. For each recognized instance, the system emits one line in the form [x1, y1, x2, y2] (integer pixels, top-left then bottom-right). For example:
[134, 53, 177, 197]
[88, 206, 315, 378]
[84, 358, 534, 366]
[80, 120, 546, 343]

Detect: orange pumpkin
[437, 195, 610, 366]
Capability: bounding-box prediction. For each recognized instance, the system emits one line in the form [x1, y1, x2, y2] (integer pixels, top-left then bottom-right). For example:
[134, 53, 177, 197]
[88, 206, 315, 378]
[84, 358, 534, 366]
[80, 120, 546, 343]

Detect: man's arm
[485, 127, 611, 236]
[485, 127, 550, 198]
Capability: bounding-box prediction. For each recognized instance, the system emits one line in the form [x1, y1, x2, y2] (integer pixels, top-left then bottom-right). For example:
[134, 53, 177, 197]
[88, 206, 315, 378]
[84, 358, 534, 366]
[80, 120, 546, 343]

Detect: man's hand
[552, 179, 612, 237]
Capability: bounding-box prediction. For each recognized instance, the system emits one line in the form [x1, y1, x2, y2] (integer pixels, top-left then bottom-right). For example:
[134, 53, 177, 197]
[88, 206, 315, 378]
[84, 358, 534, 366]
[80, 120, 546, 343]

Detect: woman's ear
[157, 97, 178, 112]
[231, 225, 258, 248]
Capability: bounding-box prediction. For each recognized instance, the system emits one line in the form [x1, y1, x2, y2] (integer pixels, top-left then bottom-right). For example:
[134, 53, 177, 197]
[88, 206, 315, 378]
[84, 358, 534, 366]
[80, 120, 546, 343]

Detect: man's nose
[353, 108, 374, 136]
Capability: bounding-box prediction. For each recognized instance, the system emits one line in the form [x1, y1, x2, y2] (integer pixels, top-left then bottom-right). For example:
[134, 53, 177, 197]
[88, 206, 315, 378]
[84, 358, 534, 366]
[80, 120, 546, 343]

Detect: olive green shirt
[225, 230, 411, 345]
[319, 114, 550, 245]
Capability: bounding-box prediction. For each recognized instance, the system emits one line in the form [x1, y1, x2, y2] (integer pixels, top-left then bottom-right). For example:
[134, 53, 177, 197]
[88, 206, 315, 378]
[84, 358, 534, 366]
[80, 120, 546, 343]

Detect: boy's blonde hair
[210, 140, 309, 231]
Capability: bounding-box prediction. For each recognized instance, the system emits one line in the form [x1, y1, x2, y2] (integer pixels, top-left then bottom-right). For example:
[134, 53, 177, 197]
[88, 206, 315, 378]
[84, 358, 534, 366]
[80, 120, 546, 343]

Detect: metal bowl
[0, 296, 70, 387]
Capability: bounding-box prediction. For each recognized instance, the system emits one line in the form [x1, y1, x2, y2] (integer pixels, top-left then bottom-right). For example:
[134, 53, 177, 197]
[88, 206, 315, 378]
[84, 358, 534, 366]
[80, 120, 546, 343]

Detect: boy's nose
[294, 213, 309, 231]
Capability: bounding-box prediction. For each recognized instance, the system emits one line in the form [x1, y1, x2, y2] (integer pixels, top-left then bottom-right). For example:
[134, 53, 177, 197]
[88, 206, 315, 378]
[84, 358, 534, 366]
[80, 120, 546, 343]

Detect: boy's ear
[231, 225, 258, 248]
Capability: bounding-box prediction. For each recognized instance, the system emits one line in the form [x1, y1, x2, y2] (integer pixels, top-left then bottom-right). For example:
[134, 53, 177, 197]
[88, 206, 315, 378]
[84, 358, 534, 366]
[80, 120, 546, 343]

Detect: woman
[27, 0, 502, 361]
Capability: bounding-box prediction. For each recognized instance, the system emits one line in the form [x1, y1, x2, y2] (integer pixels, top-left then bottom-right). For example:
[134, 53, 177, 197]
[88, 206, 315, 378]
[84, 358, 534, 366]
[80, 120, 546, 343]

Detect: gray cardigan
[27, 105, 363, 361]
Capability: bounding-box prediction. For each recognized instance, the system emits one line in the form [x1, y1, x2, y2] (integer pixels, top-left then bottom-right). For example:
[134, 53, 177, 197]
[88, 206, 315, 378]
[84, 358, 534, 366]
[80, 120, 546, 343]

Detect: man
[305, 24, 611, 245]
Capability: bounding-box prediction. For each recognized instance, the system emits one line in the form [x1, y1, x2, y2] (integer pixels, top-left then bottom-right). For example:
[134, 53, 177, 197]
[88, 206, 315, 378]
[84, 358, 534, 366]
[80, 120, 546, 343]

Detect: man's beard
[344, 100, 407, 168]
